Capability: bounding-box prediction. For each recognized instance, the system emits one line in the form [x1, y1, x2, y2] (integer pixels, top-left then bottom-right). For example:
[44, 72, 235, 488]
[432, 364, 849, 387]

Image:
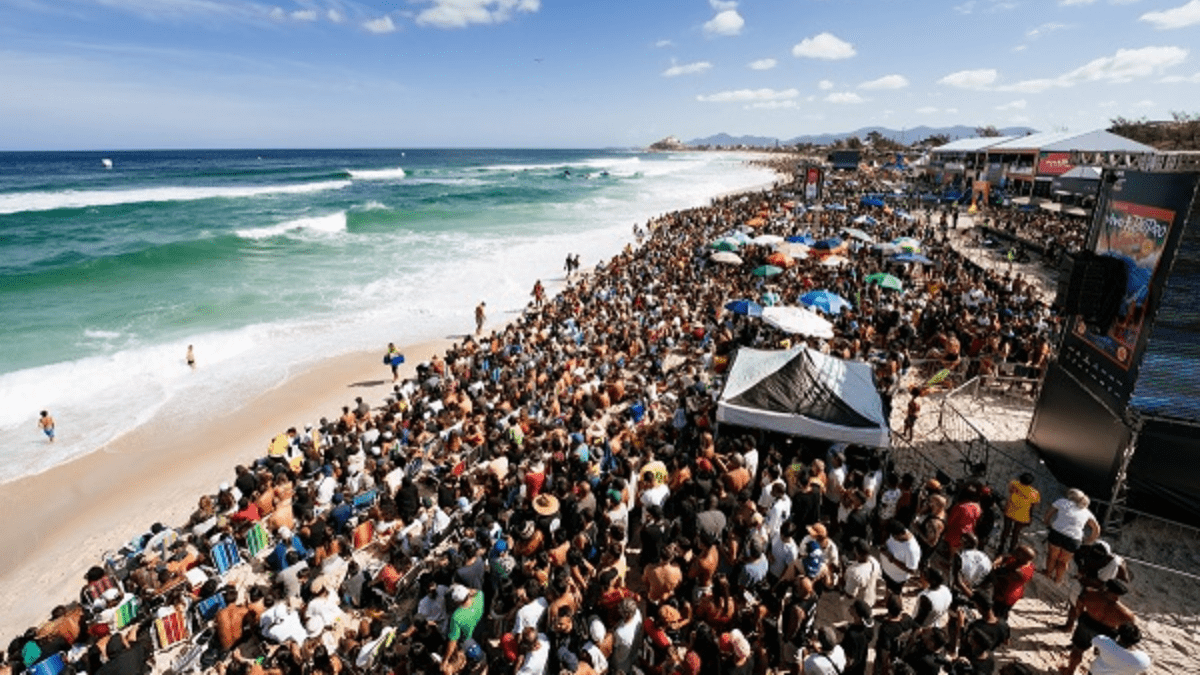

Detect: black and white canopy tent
[716, 345, 890, 447]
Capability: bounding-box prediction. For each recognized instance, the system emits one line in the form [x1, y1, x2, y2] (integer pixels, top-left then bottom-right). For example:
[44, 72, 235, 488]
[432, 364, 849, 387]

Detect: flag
[926, 368, 951, 386]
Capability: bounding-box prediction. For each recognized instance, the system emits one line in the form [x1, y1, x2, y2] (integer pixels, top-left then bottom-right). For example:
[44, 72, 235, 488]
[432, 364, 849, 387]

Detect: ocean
[0, 148, 777, 483]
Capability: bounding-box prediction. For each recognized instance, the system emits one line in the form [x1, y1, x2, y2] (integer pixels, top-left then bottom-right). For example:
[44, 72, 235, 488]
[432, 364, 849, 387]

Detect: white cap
[450, 584, 471, 604]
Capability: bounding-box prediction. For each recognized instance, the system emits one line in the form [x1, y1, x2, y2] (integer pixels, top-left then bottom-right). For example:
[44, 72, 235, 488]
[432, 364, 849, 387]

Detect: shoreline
[0, 159, 790, 639]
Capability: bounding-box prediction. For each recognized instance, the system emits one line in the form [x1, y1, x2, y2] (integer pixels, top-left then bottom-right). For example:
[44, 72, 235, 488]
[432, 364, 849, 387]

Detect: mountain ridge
[687, 125, 1038, 147]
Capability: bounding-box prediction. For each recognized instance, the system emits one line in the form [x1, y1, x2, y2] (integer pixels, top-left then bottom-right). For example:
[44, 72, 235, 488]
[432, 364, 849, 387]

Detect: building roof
[987, 129, 1154, 153]
[931, 136, 1015, 153]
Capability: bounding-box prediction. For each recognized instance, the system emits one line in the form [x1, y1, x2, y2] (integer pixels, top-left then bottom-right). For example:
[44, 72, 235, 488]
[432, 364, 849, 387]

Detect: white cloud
[1002, 78, 1057, 92]
[997, 99, 1027, 110]
[1099, 100, 1119, 107]
[704, 10, 744, 36]
[792, 33, 856, 60]
[747, 100, 798, 110]
[709, 0, 739, 9]
[1161, 71, 1200, 82]
[954, 1, 977, 13]
[947, 107, 959, 114]
[916, 106, 940, 114]
[818, 79, 834, 90]
[956, 0, 1019, 13]
[655, 39, 674, 48]
[697, 87, 799, 102]
[1026, 22, 1069, 39]
[1135, 99, 1156, 107]
[662, 61, 712, 77]
[1060, 0, 1096, 4]
[292, 9, 317, 21]
[363, 15, 396, 33]
[414, 0, 541, 29]
[938, 68, 998, 89]
[1061, 45, 1188, 83]
[825, 92, 865, 104]
[749, 58, 777, 70]
[859, 74, 909, 90]
[1013, 44, 1028, 52]
[269, 6, 285, 20]
[1140, 0, 1200, 29]
[327, 8, 344, 23]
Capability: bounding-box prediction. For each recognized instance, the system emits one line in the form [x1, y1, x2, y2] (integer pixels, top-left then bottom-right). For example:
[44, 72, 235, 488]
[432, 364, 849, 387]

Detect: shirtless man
[475, 301, 487, 335]
[1060, 579, 1137, 675]
[187, 345, 196, 369]
[38, 410, 55, 443]
[214, 588, 251, 651]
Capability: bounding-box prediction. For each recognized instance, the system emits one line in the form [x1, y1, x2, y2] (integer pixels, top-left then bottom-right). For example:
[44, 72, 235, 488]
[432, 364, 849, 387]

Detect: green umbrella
[865, 272, 904, 291]
[752, 265, 784, 277]
[710, 239, 739, 252]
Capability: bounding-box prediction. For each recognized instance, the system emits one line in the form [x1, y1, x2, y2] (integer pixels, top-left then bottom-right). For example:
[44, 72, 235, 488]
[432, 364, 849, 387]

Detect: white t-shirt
[918, 585, 953, 628]
[1089, 635, 1152, 675]
[881, 535, 921, 583]
[1051, 498, 1092, 540]
[802, 646, 846, 675]
[515, 634, 551, 675]
[958, 549, 993, 588]
[769, 535, 799, 579]
[844, 556, 882, 607]
[512, 597, 549, 635]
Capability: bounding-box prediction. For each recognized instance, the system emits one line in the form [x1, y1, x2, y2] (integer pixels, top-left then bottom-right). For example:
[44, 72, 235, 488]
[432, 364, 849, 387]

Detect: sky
[1, 0, 1198, 149]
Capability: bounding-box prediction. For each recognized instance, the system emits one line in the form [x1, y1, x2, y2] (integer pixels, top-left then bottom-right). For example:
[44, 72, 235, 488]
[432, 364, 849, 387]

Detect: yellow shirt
[1005, 481, 1041, 524]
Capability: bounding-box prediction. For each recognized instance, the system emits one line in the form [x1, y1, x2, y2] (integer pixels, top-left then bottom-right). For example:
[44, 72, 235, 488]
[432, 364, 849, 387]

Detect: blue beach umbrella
[861, 196, 886, 208]
[786, 234, 816, 245]
[724, 299, 764, 317]
[812, 237, 844, 251]
[799, 290, 852, 314]
[892, 252, 935, 265]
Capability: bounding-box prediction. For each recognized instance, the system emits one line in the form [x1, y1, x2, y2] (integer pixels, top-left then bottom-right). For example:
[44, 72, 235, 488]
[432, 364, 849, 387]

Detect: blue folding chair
[211, 537, 242, 576]
[29, 653, 65, 675]
[352, 489, 378, 513]
[194, 593, 227, 622]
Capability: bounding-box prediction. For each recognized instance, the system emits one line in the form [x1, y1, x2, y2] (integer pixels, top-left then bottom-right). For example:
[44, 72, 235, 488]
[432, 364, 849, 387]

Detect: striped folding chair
[352, 520, 375, 551]
[245, 521, 271, 558]
[28, 653, 66, 675]
[153, 609, 191, 651]
[82, 576, 119, 606]
[211, 537, 242, 577]
[113, 596, 140, 630]
[194, 593, 226, 623]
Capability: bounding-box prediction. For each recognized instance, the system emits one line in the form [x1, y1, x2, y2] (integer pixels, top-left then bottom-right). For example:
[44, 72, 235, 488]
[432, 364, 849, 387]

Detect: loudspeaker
[1056, 251, 1128, 333]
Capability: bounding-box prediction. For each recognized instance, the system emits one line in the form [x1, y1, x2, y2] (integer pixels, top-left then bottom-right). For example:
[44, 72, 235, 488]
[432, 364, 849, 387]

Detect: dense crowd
[3, 162, 1152, 675]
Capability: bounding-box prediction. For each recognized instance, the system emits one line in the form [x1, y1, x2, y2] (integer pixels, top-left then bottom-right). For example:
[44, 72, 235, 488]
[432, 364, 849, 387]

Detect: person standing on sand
[38, 410, 55, 442]
[531, 280, 545, 307]
[475, 301, 486, 335]
[186, 345, 195, 369]
[385, 343, 404, 383]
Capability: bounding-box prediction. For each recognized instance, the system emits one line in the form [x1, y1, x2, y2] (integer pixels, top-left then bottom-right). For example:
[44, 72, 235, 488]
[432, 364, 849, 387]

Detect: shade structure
[821, 255, 850, 267]
[745, 217, 767, 228]
[775, 242, 810, 258]
[865, 272, 904, 291]
[761, 291, 780, 307]
[786, 234, 816, 245]
[717, 345, 890, 447]
[851, 215, 878, 226]
[710, 251, 743, 265]
[799, 290, 852, 315]
[841, 227, 874, 242]
[752, 234, 784, 246]
[826, 203, 849, 211]
[892, 252, 935, 265]
[760, 305, 835, 339]
[724, 299, 763, 317]
[765, 252, 796, 268]
[710, 238, 741, 251]
[892, 237, 922, 253]
[752, 265, 784, 277]
[812, 237, 844, 251]
[861, 196, 886, 208]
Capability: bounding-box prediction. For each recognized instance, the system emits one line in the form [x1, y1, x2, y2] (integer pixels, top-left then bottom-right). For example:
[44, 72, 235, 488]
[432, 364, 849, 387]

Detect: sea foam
[0, 181, 351, 215]
[235, 212, 348, 239]
[347, 167, 407, 181]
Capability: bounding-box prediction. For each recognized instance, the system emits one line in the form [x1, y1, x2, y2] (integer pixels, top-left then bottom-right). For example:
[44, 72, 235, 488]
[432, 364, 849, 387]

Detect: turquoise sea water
[0, 148, 776, 482]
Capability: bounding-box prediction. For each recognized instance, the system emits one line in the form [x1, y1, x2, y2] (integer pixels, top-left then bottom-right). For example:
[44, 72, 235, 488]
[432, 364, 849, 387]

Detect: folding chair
[210, 537, 243, 577]
[352, 489, 378, 513]
[245, 521, 271, 558]
[153, 609, 192, 651]
[352, 520, 375, 551]
[28, 653, 66, 675]
[194, 593, 226, 623]
[113, 596, 141, 631]
[82, 576, 120, 606]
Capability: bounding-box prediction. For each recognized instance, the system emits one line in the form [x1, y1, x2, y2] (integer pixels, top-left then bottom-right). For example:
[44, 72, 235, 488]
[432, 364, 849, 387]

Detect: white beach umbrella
[775, 242, 810, 257]
[821, 255, 850, 267]
[760, 306, 835, 339]
[752, 234, 785, 246]
[710, 251, 744, 265]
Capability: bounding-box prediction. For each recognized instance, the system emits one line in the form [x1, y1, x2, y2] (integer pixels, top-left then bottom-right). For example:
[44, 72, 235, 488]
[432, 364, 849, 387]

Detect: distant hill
[687, 125, 1038, 147]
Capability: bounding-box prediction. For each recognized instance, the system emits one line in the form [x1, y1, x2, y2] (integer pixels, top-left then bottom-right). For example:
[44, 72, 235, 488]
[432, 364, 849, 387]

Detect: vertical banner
[805, 166, 820, 201]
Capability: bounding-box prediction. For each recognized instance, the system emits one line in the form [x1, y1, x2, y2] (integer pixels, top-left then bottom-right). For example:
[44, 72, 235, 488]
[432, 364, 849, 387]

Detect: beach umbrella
[841, 227, 874, 243]
[761, 306, 835, 339]
[895, 210, 916, 221]
[775, 242, 810, 256]
[821, 255, 850, 267]
[766, 252, 796, 268]
[799, 290, 853, 314]
[827, 203, 849, 211]
[752, 234, 784, 246]
[892, 252, 935, 266]
[710, 251, 743, 265]
[710, 239, 739, 252]
[851, 215, 878, 226]
[861, 196, 886, 208]
[761, 291, 780, 307]
[724, 299, 763, 317]
[786, 234, 816, 245]
[745, 217, 767, 228]
[893, 237, 922, 253]
[751, 264, 784, 277]
[721, 230, 753, 244]
[808, 205, 825, 212]
[865, 272, 904, 291]
[812, 237, 844, 251]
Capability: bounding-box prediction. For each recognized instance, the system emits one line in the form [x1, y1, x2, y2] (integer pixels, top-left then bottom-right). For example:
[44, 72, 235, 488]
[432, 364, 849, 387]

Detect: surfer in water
[38, 410, 55, 443]
[187, 345, 196, 369]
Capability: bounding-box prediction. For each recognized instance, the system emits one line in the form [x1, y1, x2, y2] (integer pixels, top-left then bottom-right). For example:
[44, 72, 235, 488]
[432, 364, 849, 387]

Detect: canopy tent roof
[1059, 165, 1103, 180]
[930, 137, 1015, 154]
[716, 345, 890, 447]
[987, 129, 1154, 154]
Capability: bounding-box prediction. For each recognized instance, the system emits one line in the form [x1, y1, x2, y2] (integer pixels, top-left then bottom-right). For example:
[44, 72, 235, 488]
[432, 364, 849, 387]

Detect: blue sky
[1, 0, 1198, 149]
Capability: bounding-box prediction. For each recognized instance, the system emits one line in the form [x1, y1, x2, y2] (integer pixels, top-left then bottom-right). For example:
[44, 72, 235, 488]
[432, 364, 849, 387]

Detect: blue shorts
[43, 427, 55, 438]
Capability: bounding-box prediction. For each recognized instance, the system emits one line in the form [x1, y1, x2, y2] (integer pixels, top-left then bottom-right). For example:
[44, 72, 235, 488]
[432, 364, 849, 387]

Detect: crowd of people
[4, 161, 1153, 675]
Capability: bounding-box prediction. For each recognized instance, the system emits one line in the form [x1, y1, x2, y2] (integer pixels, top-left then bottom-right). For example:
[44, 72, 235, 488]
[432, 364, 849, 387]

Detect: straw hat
[806, 523, 828, 541]
[533, 493, 560, 517]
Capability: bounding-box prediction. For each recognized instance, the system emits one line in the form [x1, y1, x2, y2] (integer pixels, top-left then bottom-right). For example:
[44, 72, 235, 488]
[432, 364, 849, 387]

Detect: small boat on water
[101, 158, 113, 169]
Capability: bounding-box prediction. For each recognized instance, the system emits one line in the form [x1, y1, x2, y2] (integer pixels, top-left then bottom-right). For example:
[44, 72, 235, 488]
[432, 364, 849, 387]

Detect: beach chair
[82, 575, 120, 606]
[194, 593, 226, 623]
[352, 520, 375, 551]
[352, 488, 378, 513]
[28, 653, 66, 675]
[211, 537, 243, 577]
[245, 521, 271, 558]
[153, 608, 192, 651]
[113, 596, 141, 630]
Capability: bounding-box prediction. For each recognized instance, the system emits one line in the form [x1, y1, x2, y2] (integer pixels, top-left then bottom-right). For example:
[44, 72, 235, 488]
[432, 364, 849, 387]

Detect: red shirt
[231, 503, 260, 524]
[992, 557, 1034, 606]
[944, 502, 982, 549]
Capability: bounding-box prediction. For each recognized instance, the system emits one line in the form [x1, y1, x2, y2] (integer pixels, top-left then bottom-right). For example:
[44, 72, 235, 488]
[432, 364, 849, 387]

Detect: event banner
[1059, 170, 1200, 410]
[804, 166, 822, 201]
[1037, 152, 1073, 176]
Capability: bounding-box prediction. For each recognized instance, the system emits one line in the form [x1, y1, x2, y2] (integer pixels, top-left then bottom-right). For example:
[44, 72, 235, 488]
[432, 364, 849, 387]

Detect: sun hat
[533, 493, 560, 517]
